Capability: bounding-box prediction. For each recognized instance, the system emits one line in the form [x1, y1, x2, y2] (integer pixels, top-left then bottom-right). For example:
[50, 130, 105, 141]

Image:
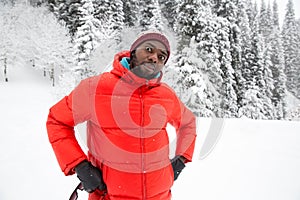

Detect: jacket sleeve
[46, 78, 93, 175]
[168, 92, 197, 163]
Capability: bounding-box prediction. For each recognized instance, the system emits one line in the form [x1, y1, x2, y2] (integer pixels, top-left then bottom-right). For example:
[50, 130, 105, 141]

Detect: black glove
[171, 156, 186, 181]
[74, 161, 107, 193]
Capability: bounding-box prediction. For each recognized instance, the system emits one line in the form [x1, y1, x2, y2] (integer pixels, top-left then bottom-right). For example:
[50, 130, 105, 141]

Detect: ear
[129, 50, 137, 70]
[130, 50, 136, 58]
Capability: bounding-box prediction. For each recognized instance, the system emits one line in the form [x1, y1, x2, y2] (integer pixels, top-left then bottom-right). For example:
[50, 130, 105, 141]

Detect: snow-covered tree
[258, 0, 273, 41]
[176, 0, 238, 117]
[269, 29, 287, 119]
[297, 20, 300, 97]
[196, 0, 239, 117]
[159, 0, 179, 30]
[93, 0, 125, 41]
[236, 0, 251, 110]
[286, 106, 300, 121]
[265, 0, 288, 119]
[138, 0, 164, 31]
[215, 17, 239, 117]
[272, 0, 280, 27]
[48, 0, 82, 37]
[175, 0, 202, 49]
[170, 0, 216, 116]
[3, 0, 297, 120]
[282, 0, 300, 98]
[73, 0, 103, 78]
[175, 38, 214, 116]
[212, 0, 238, 23]
[0, 0, 15, 5]
[106, 0, 124, 42]
[261, 45, 275, 119]
[122, 0, 138, 27]
[196, 11, 225, 117]
[92, 0, 110, 39]
[239, 14, 266, 119]
[24, 5, 76, 85]
[0, 3, 76, 86]
[0, 3, 16, 82]
[245, 0, 256, 29]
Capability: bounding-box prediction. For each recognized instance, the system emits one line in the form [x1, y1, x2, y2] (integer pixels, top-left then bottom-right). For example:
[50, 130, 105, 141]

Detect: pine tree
[139, 0, 164, 31]
[159, 0, 179, 30]
[73, 0, 102, 78]
[106, 0, 124, 42]
[93, 0, 125, 42]
[0, 0, 15, 5]
[269, 28, 287, 119]
[239, 14, 266, 119]
[172, 0, 215, 116]
[267, 0, 288, 119]
[261, 45, 275, 119]
[282, 0, 300, 98]
[216, 17, 239, 117]
[93, 0, 110, 39]
[206, 0, 239, 117]
[195, 5, 224, 117]
[175, 0, 202, 49]
[212, 0, 238, 23]
[258, 0, 268, 38]
[47, 0, 56, 13]
[295, 19, 300, 98]
[175, 38, 214, 117]
[48, 0, 82, 37]
[236, 0, 252, 112]
[245, 0, 255, 28]
[122, 0, 138, 27]
[272, 0, 280, 27]
[257, 0, 273, 45]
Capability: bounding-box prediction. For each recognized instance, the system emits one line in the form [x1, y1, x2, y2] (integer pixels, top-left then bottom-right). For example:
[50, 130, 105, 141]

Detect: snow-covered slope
[0, 65, 80, 199]
[173, 118, 300, 200]
[1, 66, 300, 200]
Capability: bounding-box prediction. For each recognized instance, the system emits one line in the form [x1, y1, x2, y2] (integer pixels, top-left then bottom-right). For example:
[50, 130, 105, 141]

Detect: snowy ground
[1, 65, 300, 200]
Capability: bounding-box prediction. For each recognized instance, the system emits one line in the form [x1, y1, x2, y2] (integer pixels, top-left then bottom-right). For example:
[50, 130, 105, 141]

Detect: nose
[147, 52, 158, 63]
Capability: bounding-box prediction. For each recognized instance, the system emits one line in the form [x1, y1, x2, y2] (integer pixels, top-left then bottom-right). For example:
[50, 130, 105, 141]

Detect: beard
[130, 54, 161, 80]
[131, 62, 159, 79]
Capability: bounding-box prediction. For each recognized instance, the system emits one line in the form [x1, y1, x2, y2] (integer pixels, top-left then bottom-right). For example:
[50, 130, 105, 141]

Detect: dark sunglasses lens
[69, 191, 78, 200]
[69, 183, 83, 200]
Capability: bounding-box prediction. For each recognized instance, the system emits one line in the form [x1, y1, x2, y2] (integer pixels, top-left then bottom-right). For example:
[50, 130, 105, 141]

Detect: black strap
[69, 182, 84, 200]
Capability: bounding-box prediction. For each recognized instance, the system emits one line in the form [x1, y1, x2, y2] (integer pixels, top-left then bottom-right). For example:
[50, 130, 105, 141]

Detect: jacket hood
[110, 51, 162, 87]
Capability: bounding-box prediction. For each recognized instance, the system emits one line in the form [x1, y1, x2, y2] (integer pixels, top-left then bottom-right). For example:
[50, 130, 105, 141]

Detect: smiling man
[46, 30, 197, 200]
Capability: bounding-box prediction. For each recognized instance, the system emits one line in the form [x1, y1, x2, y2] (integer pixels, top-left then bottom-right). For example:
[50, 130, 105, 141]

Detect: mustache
[137, 62, 165, 70]
[139, 62, 156, 69]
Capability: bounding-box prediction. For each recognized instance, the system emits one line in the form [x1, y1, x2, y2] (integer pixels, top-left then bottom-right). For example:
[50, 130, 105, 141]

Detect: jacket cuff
[63, 156, 88, 175]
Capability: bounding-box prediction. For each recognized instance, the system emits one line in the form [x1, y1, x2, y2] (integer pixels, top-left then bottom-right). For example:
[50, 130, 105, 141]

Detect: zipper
[139, 87, 146, 200]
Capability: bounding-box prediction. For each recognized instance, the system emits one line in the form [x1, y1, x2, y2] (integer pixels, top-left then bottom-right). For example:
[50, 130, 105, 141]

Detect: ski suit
[46, 51, 197, 200]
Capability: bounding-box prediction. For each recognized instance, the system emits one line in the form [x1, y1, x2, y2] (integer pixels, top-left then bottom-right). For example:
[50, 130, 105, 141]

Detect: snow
[1, 66, 300, 200]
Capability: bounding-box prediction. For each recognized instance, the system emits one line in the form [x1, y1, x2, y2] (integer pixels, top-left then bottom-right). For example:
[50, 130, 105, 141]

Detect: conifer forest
[0, 0, 300, 120]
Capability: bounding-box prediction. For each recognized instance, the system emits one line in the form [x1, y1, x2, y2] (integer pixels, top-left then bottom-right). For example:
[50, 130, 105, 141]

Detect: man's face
[130, 40, 168, 80]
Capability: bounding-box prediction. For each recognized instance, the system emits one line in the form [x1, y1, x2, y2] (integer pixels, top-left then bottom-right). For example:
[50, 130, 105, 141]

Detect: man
[46, 31, 197, 200]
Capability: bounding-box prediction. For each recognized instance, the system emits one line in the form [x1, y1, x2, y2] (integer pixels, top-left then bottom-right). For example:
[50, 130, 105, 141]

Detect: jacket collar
[110, 51, 162, 87]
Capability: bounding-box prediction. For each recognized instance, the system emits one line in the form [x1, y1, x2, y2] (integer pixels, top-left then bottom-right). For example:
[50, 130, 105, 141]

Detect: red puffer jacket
[47, 51, 196, 200]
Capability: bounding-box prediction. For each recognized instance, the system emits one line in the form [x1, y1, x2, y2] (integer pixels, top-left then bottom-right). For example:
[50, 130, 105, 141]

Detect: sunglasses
[69, 182, 107, 200]
[69, 182, 84, 200]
